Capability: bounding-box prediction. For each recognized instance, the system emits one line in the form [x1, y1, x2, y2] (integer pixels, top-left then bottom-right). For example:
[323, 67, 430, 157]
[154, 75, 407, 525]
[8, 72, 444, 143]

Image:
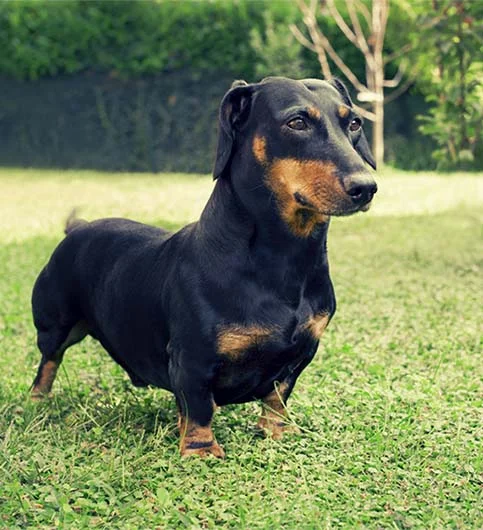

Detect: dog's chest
[216, 311, 329, 358]
[213, 310, 330, 403]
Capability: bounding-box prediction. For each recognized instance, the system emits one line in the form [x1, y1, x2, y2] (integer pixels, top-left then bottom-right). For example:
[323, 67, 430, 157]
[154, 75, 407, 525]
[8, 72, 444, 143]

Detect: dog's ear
[328, 78, 353, 107]
[328, 78, 376, 170]
[213, 81, 255, 180]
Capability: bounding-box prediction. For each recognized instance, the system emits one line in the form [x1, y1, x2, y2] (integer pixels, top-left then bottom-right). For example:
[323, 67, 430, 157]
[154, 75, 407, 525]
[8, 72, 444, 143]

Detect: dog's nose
[345, 175, 378, 205]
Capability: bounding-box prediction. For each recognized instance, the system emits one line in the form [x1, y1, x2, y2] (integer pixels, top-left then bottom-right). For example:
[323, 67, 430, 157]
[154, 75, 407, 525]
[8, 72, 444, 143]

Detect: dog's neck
[198, 177, 330, 267]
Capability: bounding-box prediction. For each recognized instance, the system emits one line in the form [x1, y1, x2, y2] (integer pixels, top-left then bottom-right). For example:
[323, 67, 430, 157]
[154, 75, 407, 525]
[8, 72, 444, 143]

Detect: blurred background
[0, 0, 481, 173]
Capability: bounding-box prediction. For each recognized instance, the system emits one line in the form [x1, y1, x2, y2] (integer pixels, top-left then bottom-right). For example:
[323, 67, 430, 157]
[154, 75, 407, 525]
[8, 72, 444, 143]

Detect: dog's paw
[30, 391, 50, 401]
[256, 417, 300, 440]
[180, 440, 225, 459]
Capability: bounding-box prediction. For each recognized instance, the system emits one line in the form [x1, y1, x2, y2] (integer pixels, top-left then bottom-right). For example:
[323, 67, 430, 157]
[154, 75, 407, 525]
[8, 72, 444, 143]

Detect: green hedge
[0, 72, 434, 172]
[0, 71, 234, 172]
[0, 0, 375, 82]
[0, 1, 298, 80]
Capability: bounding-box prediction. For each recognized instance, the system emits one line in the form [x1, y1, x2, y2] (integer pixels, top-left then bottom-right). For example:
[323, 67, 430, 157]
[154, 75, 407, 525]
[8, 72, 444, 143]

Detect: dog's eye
[287, 118, 307, 131]
[349, 118, 362, 132]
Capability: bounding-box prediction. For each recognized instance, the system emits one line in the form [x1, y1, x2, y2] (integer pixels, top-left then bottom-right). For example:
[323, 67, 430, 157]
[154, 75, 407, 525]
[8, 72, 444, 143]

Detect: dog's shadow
[29, 379, 176, 437]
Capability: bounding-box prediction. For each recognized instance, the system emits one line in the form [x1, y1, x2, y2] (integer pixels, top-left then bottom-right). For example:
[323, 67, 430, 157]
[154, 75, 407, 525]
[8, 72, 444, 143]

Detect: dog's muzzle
[343, 173, 378, 208]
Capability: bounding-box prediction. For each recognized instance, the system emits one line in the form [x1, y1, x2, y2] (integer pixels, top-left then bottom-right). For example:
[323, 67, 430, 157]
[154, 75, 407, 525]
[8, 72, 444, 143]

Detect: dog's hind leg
[31, 321, 88, 400]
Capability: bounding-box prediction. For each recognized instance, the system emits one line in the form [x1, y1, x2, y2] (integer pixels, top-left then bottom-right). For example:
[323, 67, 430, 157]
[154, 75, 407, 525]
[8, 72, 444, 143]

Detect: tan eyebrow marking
[307, 106, 321, 120]
[252, 135, 267, 165]
[338, 105, 350, 119]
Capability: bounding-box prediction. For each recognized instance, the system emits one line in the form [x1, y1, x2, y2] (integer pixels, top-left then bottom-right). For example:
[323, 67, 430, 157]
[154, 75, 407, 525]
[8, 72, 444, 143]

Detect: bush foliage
[415, 1, 483, 170]
[0, 1, 293, 80]
[0, 0, 395, 83]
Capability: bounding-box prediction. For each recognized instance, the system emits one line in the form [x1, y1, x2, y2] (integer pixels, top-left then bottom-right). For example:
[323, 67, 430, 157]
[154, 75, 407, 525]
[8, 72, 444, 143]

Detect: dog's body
[31, 77, 377, 457]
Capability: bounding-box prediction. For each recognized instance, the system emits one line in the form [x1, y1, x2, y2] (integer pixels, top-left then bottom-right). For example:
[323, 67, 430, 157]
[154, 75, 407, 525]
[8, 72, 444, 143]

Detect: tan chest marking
[302, 312, 330, 339]
[217, 325, 275, 360]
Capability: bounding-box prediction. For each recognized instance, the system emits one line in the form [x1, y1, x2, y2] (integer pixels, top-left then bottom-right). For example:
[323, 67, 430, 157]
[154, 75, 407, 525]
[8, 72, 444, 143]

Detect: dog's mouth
[359, 199, 373, 212]
[293, 191, 373, 217]
[294, 192, 315, 209]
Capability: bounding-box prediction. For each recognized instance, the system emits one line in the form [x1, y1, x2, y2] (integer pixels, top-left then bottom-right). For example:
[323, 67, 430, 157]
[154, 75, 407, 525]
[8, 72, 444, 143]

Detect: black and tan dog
[31, 77, 377, 458]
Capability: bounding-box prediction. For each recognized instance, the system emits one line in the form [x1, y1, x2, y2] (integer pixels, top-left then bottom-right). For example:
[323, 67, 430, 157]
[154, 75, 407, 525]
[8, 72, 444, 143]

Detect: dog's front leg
[176, 399, 224, 459]
[257, 380, 300, 440]
[170, 357, 224, 458]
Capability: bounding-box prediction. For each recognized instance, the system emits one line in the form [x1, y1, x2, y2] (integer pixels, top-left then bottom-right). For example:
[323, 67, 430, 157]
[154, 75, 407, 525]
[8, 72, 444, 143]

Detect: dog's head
[213, 77, 377, 237]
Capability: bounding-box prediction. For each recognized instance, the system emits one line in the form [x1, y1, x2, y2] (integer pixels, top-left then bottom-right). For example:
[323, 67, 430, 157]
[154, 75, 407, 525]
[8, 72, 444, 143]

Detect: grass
[0, 167, 482, 529]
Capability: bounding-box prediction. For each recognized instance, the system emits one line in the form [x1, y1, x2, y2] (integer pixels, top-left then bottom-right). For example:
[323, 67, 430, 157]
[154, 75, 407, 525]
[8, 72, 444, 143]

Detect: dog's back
[32, 217, 179, 392]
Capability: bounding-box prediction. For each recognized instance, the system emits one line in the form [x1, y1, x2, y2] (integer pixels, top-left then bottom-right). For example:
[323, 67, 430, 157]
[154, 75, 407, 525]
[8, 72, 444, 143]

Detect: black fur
[31, 77, 377, 452]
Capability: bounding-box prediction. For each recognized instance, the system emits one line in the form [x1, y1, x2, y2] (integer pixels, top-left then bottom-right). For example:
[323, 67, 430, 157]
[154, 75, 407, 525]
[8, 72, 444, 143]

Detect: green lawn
[0, 168, 482, 529]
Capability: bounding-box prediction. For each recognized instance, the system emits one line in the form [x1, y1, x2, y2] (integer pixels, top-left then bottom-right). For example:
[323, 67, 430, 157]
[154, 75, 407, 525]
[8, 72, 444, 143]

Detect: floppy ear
[213, 80, 254, 180]
[328, 78, 376, 170]
[328, 78, 353, 107]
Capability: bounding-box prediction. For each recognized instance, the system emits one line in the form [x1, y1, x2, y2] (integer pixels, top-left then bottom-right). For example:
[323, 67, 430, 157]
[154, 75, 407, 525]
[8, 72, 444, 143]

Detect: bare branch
[325, 0, 358, 47]
[295, 0, 370, 90]
[294, 0, 333, 79]
[383, 74, 416, 104]
[353, 103, 376, 121]
[290, 20, 332, 79]
[294, 0, 370, 91]
[383, 42, 412, 65]
[290, 24, 316, 52]
[319, 31, 368, 92]
[345, 0, 374, 70]
[305, 30, 332, 80]
[373, 0, 389, 58]
[381, 0, 390, 40]
[354, 0, 371, 28]
[383, 61, 406, 88]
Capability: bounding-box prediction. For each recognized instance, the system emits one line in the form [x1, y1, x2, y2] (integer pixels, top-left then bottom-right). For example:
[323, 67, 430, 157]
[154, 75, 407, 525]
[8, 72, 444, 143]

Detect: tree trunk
[371, 0, 387, 167]
[372, 98, 384, 168]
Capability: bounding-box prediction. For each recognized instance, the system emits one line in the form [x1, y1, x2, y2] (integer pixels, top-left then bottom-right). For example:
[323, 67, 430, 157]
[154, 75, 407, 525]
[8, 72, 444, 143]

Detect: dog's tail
[64, 208, 88, 235]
